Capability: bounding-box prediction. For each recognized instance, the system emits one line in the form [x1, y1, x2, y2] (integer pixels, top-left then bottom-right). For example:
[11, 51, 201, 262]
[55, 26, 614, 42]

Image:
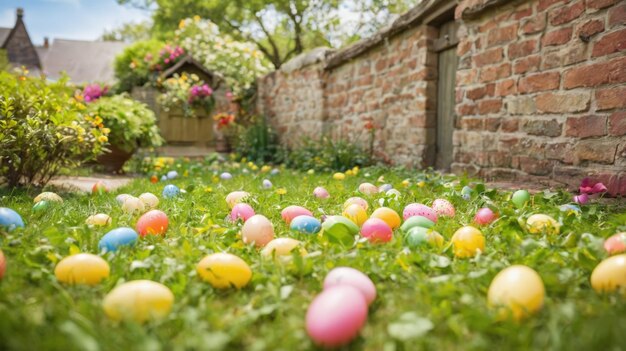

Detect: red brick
[461, 117, 483, 130]
[609, 111, 626, 136]
[478, 99, 503, 115]
[467, 86, 487, 100]
[457, 103, 477, 116]
[495, 79, 517, 96]
[592, 29, 626, 57]
[549, 1, 585, 25]
[596, 86, 626, 110]
[484, 117, 501, 131]
[479, 63, 511, 82]
[510, 40, 538, 60]
[577, 19, 605, 41]
[513, 55, 541, 74]
[501, 119, 519, 132]
[538, 0, 569, 12]
[458, 39, 473, 56]
[536, 92, 590, 113]
[565, 115, 607, 138]
[542, 27, 573, 46]
[487, 24, 519, 47]
[587, 0, 618, 10]
[609, 2, 626, 27]
[518, 72, 561, 93]
[473, 48, 504, 67]
[522, 14, 547, 34]
[514, 6, 533, 20]
[457, 69, 476, 85]
[563, 56, 626, 88]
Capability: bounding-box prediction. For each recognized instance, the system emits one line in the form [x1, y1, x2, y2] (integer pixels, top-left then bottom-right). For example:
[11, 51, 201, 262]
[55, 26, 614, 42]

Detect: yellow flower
[102, 128, 111, 134]
[251, 165, 258, 171]
[333, 172, 346, 180]
[417, 181, 426, 188]
[352, 166, 359, 175]
[276, 188, 287, 195]
[77, 136, 84, 143]
[179, 19, 186, 29]
[261, 165, 271, 173]
[346, 170, 354, 176]
[183, 170, 189, 177]
[307, 169, 315, 175]
[98, 135, 108, 143]
[402, 179, 410, 187]
[193, 15, 200, 22]
[204, 187, 213, 193]
[377, 176, 385, 183]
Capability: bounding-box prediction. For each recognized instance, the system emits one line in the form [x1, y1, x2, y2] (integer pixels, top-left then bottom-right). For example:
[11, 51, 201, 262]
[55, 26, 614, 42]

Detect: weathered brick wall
[454, 0, 626, 195]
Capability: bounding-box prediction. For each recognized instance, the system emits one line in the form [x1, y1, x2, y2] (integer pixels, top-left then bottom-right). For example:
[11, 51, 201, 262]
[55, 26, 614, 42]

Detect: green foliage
[113, 39, 164, 92]
[0, 71, 108, 187]
[285, 137, 374, 172]
[0, 49, 10, 72]
[85, 94, 163, 152]
[101, 20, 153, 43]
[232, 116, 283, 164]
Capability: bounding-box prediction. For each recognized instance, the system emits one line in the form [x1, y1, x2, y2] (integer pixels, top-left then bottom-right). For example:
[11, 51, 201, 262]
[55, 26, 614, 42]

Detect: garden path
[48, 175, 133, 193]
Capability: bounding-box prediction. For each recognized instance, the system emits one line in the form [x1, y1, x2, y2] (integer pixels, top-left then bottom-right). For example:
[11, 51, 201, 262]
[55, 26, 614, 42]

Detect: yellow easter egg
[196, 253, 252, 289]
[488, 265, 545, 320]
[85, 213, 112, 226]
[54, 253, 110, 286]
[122, 196, 145, 214]
[103, 280, 174, 323]
[139, 192, 159, 209]
[34, 192, 63, 203]
[225, 191, 250, 209]
[333, 172, 346, 180]
[526, 214, 560, 235]
[370, 207, 401, 229]
[261, 238, 306, 258]
[451, 226, 485, 258]
[342, 204, 368, 227]
[591, 254, 626, 294]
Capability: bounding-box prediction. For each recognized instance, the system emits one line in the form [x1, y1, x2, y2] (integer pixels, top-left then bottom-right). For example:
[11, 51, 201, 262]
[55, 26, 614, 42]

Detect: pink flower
[226, 91, 233, 101]
[579, 178, 607, 195]
[573, 193, 589, 205]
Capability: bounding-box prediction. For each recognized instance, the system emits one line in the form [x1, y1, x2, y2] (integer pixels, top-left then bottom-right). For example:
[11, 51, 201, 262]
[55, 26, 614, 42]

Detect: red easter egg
[92, 181, 109, 195]
[136, 210, 169, 236]
[281, 206, 313, 225]
[474, 208, 498, 226]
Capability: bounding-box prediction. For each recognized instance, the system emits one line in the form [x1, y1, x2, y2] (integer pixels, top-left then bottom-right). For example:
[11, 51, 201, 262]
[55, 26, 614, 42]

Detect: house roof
[41, 38, 128, 84]
[0, 28, 10, 46]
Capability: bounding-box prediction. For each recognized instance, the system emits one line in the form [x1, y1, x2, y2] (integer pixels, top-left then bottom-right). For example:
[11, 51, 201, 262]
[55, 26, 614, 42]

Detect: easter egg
[167, 170, 178, 179]
[241, 215, 275, 247]
[34, 192, 63, 203]
[0, 208, 24, 232]
[290, 215, 322, 234]
[162, 184, 180, 199]
[261, 238, 305, 258]
[333, 172, 346, 180]
[139, 192, 159, 209]
[379, 184, 393, 193]
[400, 215, 435, 233]
[271, 168, 280, 175]
[196, 253, 252, 289]
[121, 196, 145, 214]
[559, 204, 581, 215]
[343, 197, 368, 211]
[512, 190, 530, 208]
[487, 265, 545, 320]
[451, 226, 485, 258]
[306, 285, 368, 347]
[226, 191, 250, 208]
[0, 249, 5, 280]
[526, 214, 560, 235]
[461, 186, 473, 200]
[342, 204, 368, 227]
[360, 218, 393, 243]
[385, 189, 401, 200]
[370, 207, 401, 229]
[136, 210, 168, 236]
[604, 233, 626, 255]
[92, 181, 109, 195]
[474, 208, 498, 226]
[323, 267, 376, 305]
[32, 200, 50, 213]
[115, 194, 132, 205]
[431, 199, 455, 218]
[86, 213, 112, 226]
[98, 227, 139, 252]
[406, 226, 444, 248]
[403, 203, 438, 222]
[262, 179, 273, 189]
[322, 216, 360, 239]
[313, 187, 330, 199]
[103, 280, 174, 323]
[161, 175, 167, 181]
[358, 182, 378, 195]
[230, 203, 255, 222]
[281, 206, 313, 225]
[54, 253, 110, 286]
[220, 172, 233, 180]
[591, 254, 626, 294]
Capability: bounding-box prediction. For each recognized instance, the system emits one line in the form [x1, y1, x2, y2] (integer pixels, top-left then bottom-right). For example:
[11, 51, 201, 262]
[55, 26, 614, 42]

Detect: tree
[118, 0, 418, 69]
[102, 21, 153, 43]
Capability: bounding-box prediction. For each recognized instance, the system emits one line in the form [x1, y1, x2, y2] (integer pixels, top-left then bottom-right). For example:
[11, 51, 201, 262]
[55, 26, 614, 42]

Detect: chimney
[17, 8, 24, 19]
[44, 37, 49, 48]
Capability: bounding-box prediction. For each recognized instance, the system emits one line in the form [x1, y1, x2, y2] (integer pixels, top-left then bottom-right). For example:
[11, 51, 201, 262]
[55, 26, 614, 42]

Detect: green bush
[113, 40, 164, 93]
[86, 94, 163, 153]
[0, 71, 109, 187]
[285, 137, 374, 172]
[232, 116, 283, 164]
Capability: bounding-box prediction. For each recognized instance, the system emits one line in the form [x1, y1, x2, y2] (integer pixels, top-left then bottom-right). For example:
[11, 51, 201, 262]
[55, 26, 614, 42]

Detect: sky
[0, 0, 150, 45]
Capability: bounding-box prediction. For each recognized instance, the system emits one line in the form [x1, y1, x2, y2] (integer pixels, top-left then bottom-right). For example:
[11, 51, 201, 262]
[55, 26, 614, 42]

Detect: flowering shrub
[159, 73, 215, 117]
[213, 112, 235, 130]
[151, 44, 185, 72]
[114, 39, 165, 92]
[82, 83, 108, 102]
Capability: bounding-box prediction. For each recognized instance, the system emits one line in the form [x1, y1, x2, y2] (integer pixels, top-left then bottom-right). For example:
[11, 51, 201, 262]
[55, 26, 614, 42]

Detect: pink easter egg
[281, 206, 313, 225]
[403, 203, 438, 222]
[604, 233, 626, 255]
[360, 218, 393, 243]
[313, 187, 330, 199]
[432, 199, 455, 218]
[230, 203, 255, 222]
[474, 208, 498, 226]
[241, 215, 275, 247]
[135, 210, 169, 236]
[324, 267, 376, 305]
[306, 285, 368, 348]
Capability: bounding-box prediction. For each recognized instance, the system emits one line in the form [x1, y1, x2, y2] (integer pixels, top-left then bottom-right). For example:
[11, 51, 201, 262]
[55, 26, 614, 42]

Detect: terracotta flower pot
[97, 145, 135, 173]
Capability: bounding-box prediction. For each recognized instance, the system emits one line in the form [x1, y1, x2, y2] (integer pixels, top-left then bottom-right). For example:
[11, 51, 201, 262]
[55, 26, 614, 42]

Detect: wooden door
[434, 20, 459, 170]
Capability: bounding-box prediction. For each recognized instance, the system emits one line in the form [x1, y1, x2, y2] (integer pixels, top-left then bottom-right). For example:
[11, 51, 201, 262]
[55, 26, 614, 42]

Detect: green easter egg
[322, 216, 360, 246]
[511, 190, 530, 208]
[400, 215, 435, 233]
[32, 200, 50, 213]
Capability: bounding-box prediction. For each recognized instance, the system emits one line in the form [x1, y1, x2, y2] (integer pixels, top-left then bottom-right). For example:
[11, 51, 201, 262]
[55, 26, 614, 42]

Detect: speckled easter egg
[451, 226, 485, 258]
[121, 196, 145, 214]
[115, 194, 132, 205]
[196, 253, 252, 289]
[55, 253, 110, 286]
[290, 215, 322, 234]
[488, 265, 545, 320]
[139, 192, 159, 209]
[591, 254, 626, 294]
[0, 208, 24, 232]
[136, 210, 168, 236]
[313, 187, 330, 199]
[343, 197, 369, 211]
[526, 214, 560, 235]
[162, 184, 180, 199]
[604, 233, 626, 255]
[358, 182, 379, 195]
[512, 190, 531, 208]
[342, 204, 368, 227]
[167, 170, 178, 179]
[322, 216, 360, 239]
[225, 191, 250, 208]
[379, 184, 393, 193]
[85, 213, 112, 226]
[281, 206, 313, 225]
[34, 192, 63, 203]
[403, 203, 438, 222]
[474, 208, 498, 226]
[306, 285, 368, 348]
[103, 280, 174, 323]
[261, 238, 305, 258]
[98, 227, 139, 252]
[323, 267, 376, 305]
[370, 207, 401, 229]
[241, 215, 275, 247]
[0, 250, 6, 280]
[32, 200, 50, 213]
[400, 215, 435, 233]
[92, 181, 109, 195]
[262, 179, 273, 189]
[220, 172, 233, 180]
[431, 199, 455, 218]
[333, 172, 346, 180]
[230, 203, 255, 222]
[361, 218, 393, 243]
[406, 227, 444, 248]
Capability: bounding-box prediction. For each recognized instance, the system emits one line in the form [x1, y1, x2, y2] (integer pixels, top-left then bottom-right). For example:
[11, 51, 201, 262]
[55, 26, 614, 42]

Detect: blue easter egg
[98, 227, 138, 252]
[379, 184, 393, 192]
[220, 172, 233, 180]
[161, 175, 168, 181]
[290, 215, 322, 234]
[262, 179, 272, 189]
[162, 184, 180, 199]
[167, 171, 178, 179]
[0, 207, 24, 231]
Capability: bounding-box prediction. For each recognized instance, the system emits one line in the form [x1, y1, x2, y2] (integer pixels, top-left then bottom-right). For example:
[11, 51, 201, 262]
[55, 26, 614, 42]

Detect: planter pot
[97, 145, 135, 173]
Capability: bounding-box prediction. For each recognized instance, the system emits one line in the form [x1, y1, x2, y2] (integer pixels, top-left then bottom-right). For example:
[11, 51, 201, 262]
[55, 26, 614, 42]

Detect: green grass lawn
[1, 159, 625, 351]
